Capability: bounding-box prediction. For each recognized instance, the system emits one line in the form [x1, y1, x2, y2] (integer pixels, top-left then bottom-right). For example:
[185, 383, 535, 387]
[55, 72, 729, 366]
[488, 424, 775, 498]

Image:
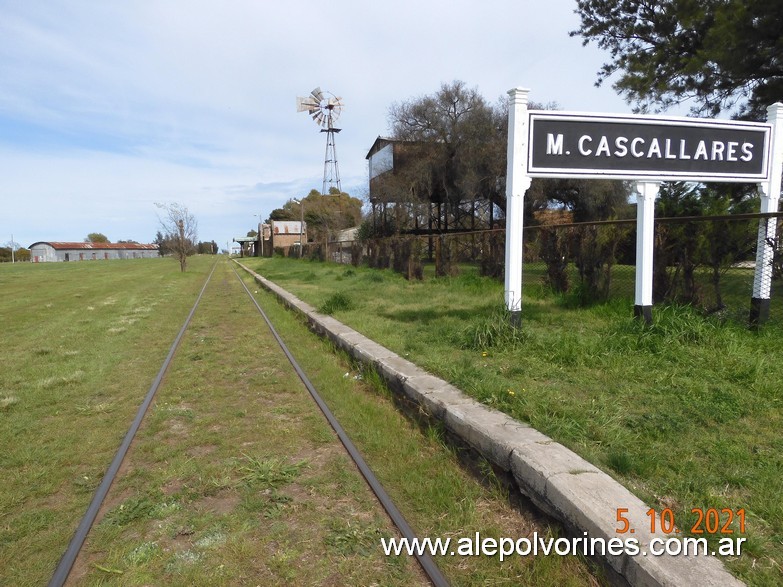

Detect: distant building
[232, 236, 257, 257]
[331, 226, 361, 264]
[29, 242, 159, 263]
[533, 209, 574, 226]
[259, 223, 271, 256]
[365, 136, 500, 236]
[271, 220, 306, 252]
[234, 221, 307, 258]
[334, 227, 359, 242]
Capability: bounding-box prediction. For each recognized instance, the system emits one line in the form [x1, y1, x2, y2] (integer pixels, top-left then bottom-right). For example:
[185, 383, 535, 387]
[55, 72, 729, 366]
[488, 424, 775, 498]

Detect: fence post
[504, 87, 532, 326]
[634, 182, 660, 323]
[750, 102, 783, 326]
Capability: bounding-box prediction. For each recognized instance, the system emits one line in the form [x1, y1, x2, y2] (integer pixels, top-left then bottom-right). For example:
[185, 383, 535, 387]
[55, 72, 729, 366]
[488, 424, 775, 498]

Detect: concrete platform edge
[236, 261, 744, 587]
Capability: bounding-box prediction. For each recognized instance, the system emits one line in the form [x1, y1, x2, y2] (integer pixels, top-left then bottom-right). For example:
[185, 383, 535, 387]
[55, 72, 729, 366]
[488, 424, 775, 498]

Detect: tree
[526, 178, 631, 223]
[155, 203, 197, 272]
[2, 238, 20, 263]
[266, 208, 292, 222]
[653, 182, 759, 307]
[384, 81, 630, 225]
[0, 245, 29, 263]
[274, 189, 362, 246]
[196, 241, 218, 254]
[153, 231, 170, 257]
[85, 233, 109, 243]
[571, 0, 783, 119]
[386, 81, 508, 212]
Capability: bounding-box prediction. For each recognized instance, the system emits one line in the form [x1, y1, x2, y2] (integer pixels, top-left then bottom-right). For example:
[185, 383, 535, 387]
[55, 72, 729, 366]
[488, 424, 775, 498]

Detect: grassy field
[0, 256, 213, 585]
[0, 257, 601, 586]
[243, 255, 783, 586]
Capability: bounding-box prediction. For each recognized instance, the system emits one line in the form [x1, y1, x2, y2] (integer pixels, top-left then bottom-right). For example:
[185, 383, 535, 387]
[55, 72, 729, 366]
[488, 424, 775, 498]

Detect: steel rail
[231, 265, 450, 587]
[48, 261, 218, 587]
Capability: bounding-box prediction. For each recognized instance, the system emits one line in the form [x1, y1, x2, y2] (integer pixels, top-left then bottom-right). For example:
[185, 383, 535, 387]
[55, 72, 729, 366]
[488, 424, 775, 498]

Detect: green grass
[234, 264, 602, 586]
[244, 256, 783, 586]
[235, 455, 308, 488]
[1, 258, 601, 586]
[73, 260, 428, 586]
[0, 256, 214, 585]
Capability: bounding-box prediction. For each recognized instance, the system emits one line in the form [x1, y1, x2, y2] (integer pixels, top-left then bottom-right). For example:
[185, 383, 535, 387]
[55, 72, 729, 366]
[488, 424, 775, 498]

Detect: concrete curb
[237, 261, 744, 587]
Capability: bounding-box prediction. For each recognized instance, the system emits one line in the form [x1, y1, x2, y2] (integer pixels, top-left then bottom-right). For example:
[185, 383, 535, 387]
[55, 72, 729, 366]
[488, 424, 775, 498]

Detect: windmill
[296, 87, 343, 195]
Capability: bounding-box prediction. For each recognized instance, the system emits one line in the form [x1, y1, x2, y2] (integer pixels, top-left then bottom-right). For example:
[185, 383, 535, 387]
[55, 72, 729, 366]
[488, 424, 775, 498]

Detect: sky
[0, 0, 640, 251]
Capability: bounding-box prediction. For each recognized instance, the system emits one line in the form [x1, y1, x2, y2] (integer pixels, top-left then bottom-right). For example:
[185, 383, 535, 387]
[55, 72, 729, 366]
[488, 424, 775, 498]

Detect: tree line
[372, 0, 779, 229]
[261, 188, 363, 254]
[0, 245, 29, 263]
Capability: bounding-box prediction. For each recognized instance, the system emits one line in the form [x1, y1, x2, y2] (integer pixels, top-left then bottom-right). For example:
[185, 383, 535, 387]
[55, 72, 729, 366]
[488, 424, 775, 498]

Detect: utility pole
[11, 234, 15, 264]
[255, 214, 264, 257]
[293, 199, 305, 258]
[300, 203, 305, 258]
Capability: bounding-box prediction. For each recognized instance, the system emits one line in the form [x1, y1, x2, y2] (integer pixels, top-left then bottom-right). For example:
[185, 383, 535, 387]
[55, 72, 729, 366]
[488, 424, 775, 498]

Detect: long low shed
[29, 242, 159, 263]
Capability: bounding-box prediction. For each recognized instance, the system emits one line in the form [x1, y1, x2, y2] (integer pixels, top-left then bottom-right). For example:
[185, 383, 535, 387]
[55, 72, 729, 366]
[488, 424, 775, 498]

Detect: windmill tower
[297, 87, 343, 195]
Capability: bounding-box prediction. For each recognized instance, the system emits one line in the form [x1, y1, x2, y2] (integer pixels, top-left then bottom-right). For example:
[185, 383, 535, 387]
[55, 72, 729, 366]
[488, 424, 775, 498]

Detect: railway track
[48, 259, 448, 586]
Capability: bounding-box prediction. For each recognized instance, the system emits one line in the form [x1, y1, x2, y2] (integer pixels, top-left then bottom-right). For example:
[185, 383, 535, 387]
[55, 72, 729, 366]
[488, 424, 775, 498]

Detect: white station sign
[528, 112, 772, 183]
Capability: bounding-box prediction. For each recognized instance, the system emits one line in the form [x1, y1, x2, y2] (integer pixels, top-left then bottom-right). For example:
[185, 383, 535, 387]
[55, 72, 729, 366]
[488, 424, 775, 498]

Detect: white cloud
[0, 0, 635, 248]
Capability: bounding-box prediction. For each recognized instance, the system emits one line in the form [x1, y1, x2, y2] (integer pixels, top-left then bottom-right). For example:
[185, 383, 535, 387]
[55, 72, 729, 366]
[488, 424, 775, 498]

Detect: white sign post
[504, 88, 776, 325]
[504, 88, 532, 325]
[633, 182, 660, 321]
[750, 103, 783, 325]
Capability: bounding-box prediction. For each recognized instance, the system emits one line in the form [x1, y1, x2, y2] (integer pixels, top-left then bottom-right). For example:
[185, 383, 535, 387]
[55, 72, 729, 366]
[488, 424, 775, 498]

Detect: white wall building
[29, 242, 159, 263]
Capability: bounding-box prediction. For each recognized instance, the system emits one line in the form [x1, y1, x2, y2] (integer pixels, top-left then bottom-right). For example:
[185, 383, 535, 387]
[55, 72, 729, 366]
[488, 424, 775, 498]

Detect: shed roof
[365, 136, 395, 160]
[29, 241, 158, 251]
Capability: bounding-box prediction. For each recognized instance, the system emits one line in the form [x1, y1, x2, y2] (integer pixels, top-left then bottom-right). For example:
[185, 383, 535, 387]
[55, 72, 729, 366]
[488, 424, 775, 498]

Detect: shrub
[458, 306, 528, 350]
[318, 292, 355, 315]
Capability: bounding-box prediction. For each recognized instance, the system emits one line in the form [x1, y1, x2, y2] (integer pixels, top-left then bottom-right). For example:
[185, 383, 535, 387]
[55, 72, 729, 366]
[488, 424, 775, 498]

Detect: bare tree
[385, 81, 629, 223]
[387, 81, 507, 212]
[155, 202, 197, 271]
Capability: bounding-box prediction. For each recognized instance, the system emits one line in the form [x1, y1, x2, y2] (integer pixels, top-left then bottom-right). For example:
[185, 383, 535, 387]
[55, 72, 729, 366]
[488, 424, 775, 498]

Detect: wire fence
[297, 213, 783, 323]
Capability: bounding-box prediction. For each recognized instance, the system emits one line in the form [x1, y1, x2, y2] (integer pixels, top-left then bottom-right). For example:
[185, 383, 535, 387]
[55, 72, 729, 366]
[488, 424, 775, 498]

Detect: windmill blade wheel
[297, 88, 342, 129]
